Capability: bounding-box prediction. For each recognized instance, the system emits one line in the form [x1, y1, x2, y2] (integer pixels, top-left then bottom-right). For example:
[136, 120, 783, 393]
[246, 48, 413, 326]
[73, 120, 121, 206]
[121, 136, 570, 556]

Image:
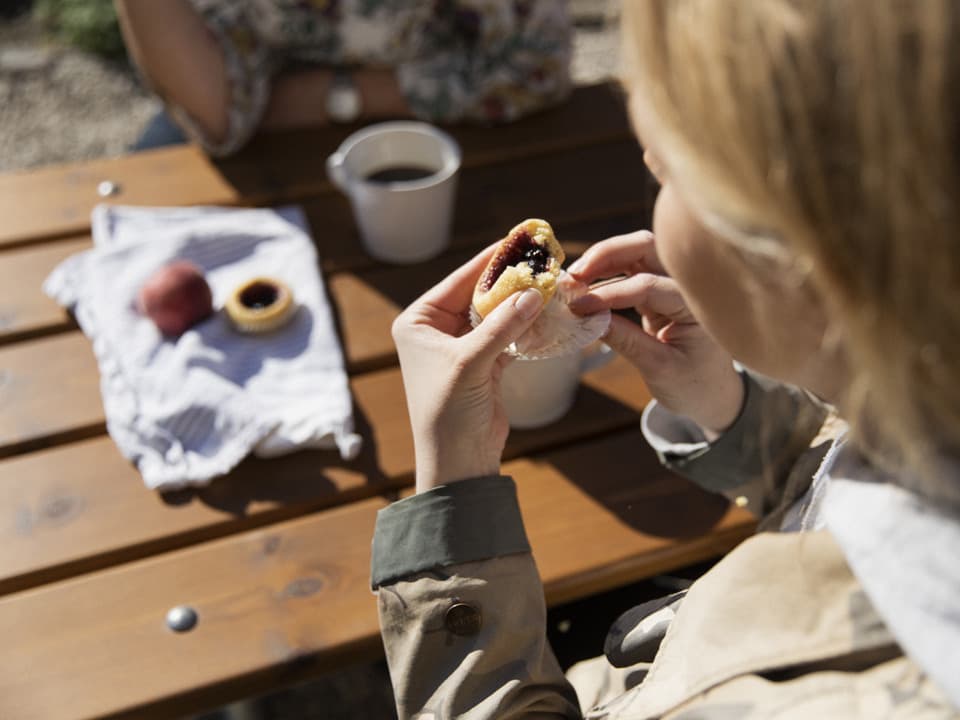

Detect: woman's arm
[117, 0, 410, 152]
[375, 247, 581, 718]
[114, 0, 230, 144]
[373, 477, 580, 719]
[569, 231, 832, 526]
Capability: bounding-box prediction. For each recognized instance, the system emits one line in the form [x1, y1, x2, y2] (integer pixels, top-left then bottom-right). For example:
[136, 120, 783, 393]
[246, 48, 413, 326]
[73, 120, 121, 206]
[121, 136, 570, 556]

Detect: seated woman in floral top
[115, 0, 573, 156]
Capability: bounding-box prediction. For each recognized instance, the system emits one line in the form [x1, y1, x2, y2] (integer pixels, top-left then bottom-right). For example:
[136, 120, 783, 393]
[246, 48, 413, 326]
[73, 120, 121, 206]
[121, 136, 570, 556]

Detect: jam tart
[225, 277, 296, 334]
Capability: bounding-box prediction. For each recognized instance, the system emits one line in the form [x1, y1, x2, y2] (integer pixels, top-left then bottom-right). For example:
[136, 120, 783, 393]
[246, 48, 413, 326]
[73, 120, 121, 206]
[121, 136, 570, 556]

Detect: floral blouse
[171, 0, 572, 155]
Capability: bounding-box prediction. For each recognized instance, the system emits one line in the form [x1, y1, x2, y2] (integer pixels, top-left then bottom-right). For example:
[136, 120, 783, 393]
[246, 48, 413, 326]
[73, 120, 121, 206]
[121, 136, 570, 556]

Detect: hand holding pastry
[471, 219, 609, 359]
[392, 245, 544, 493]
[569, 230, 744, 438]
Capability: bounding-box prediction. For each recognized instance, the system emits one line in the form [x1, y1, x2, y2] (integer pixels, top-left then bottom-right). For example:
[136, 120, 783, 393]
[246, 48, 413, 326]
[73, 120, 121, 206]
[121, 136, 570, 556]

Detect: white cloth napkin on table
[44, 204, 362, 491]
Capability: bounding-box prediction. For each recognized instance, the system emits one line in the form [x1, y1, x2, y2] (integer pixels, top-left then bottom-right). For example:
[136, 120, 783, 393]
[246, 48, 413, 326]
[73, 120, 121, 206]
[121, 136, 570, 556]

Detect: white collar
[823, 443, 960, 707]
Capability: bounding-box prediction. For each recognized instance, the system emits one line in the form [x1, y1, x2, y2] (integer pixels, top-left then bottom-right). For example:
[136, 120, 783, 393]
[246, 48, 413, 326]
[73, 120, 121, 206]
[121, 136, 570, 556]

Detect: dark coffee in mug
[365, 165, 437, 183]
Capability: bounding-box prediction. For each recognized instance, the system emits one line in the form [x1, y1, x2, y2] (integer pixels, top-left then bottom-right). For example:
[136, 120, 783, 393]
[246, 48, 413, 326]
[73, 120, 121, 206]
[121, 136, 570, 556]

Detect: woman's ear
[643, 149, 666, 184]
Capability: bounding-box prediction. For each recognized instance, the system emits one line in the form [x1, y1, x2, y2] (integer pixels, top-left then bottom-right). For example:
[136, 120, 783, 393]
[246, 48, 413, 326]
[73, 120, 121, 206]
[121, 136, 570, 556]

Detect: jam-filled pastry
[470, 219, 610, 360]
[472, 218, 565, 318]
[226, 277, 297, 334]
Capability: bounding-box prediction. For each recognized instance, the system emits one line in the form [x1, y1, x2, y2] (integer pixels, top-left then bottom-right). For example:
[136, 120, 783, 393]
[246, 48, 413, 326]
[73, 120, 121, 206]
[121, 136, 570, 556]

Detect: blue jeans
[133, 110, 188, 151]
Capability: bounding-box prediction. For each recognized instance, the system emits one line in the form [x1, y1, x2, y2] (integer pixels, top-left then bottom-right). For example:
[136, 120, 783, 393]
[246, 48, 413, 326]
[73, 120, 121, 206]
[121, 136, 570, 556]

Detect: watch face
[329, 79, 361, 123]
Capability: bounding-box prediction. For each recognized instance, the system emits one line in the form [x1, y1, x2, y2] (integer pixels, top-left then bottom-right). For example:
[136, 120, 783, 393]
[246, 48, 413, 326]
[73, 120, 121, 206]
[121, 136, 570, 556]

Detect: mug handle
[326, 152, 349, 193]
[580, 343, 614, 374]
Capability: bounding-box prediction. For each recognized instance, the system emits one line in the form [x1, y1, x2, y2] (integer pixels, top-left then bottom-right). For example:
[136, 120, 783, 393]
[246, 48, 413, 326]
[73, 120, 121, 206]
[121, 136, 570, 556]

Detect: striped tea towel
[44, 204, 362, 491]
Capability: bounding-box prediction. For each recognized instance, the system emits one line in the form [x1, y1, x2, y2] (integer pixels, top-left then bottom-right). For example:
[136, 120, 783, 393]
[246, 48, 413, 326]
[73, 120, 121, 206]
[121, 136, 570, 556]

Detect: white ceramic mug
[326, 122, 461, 264]
[501, 345, 614, 429]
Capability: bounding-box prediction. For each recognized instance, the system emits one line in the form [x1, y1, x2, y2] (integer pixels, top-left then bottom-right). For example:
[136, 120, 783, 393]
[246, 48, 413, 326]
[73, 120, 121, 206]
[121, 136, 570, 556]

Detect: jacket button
[445, 602, 482, 636]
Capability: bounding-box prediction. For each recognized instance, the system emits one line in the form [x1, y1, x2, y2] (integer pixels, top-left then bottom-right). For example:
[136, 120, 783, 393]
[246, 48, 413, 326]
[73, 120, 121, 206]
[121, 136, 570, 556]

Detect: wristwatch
[326, 70, 362, 123]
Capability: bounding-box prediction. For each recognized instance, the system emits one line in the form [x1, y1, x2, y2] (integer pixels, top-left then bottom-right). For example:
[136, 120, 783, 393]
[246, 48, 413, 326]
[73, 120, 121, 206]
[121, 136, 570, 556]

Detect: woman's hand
[568, 230, 744, 438]
[392, 246, 544, 492]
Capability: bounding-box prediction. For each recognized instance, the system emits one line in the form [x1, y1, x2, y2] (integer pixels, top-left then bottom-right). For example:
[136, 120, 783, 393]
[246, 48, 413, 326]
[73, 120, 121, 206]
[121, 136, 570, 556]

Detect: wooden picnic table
[0, 83, 756, 720]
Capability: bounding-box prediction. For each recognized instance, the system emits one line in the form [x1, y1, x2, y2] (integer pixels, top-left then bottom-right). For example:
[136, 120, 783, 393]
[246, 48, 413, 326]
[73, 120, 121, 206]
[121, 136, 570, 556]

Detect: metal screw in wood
[165, 605, 198, 632]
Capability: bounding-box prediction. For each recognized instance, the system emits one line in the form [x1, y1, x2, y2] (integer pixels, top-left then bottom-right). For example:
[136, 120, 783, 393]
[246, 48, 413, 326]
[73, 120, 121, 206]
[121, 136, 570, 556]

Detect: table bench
[0, 83, 756, 720]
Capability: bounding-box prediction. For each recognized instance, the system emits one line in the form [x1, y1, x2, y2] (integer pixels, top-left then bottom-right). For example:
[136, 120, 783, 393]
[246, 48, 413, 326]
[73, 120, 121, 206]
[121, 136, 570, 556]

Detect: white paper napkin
[44, 204, 362, 490]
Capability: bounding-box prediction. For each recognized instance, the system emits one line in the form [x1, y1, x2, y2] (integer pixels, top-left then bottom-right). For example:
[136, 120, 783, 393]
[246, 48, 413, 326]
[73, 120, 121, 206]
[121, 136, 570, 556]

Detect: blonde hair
[622, 1, 960, 499]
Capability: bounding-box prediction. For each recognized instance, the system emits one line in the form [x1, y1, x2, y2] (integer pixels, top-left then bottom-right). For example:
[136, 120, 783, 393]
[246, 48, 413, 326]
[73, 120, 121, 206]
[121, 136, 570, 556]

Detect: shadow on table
[501, 382, 640, 460]
[159, 399, 391, 517]
[542, 429, 732, 539]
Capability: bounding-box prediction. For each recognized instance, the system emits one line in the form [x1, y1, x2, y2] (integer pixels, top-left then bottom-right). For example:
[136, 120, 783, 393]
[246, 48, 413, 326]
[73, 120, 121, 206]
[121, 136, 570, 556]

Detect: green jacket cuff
[370, 475, 531, 589]
[663, 371, 762, 489]
[643, 371, 828, 494]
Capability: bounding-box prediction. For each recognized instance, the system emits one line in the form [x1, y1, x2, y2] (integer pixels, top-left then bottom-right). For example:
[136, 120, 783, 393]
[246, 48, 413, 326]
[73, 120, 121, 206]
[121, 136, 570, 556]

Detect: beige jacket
[371, 374, 959, 718]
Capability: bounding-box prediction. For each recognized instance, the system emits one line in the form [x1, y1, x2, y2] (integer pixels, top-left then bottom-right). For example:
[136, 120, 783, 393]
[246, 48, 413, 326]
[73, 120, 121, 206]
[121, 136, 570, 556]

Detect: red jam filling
[240, 282, 279, 310]
[479, 230, 551, 292]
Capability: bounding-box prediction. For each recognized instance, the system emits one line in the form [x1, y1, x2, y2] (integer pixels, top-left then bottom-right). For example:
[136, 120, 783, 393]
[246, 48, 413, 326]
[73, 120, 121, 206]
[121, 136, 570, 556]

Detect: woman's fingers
[642, 312, 672, 338]
[569, 273, 691, 322]
[567, 230, 666, 283]
[602, 314, 669, 366]
[460, 289, 544, 368]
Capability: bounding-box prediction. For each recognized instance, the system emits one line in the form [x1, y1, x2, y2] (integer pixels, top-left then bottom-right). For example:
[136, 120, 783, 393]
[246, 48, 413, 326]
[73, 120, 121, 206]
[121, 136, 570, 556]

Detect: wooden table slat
[0, 428, 755, 720]
[0, 354, 652, 595]
[0, 238, 85, 345]
[0, 494, 387, 720]
[0, 146, 242, 249]
[0, 333, 106, 457]
[0, 84, 631, 248]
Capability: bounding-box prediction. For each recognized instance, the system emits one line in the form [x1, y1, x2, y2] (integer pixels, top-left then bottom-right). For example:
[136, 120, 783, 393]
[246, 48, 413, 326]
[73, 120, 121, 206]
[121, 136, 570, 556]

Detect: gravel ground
[0, 14, 158, 173]
[0, 5, 619, 173]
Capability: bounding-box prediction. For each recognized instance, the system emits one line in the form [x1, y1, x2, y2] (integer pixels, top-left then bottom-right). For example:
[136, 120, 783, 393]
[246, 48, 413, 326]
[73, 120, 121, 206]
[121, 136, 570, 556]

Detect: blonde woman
[374, 2, 960, 717]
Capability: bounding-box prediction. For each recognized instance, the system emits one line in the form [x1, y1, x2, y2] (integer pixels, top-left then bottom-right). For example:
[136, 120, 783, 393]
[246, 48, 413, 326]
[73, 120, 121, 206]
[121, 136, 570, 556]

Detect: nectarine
[137, 260, 213, 337]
